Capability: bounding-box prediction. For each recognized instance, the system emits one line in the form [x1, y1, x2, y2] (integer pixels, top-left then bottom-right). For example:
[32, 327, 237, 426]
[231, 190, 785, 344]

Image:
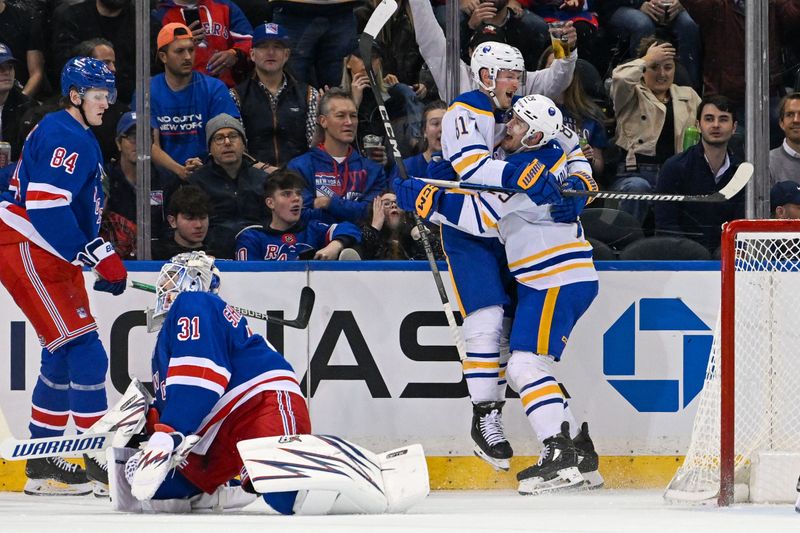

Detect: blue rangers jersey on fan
[151, 291, 302, 454]
[0, 110, 105, 262]
[235, 219, 361, 261]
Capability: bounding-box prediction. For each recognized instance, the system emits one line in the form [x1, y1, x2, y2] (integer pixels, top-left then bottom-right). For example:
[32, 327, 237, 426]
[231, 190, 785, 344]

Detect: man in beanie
[143, 22, 239, 183]
[188, 113, 268, 258]
[770, 180, 800, 220]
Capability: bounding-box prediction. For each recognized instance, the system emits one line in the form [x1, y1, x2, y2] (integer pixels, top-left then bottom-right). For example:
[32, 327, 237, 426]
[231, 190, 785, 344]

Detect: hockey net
[665, 219, 800, 505]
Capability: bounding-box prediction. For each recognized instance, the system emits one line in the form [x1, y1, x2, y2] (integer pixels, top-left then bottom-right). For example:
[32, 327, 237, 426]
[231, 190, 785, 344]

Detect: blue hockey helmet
[60, 56, 117, 104]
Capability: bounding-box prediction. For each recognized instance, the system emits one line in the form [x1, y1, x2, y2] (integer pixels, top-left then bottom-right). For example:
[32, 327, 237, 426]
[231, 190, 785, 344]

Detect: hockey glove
[550, 175, 590, 223]
[392, 176, 441, 220]
[129, 425, 200, 501]
[425, 152, 458, 181]
[77, 237, 127, 295]
[502, 158, 562, 205]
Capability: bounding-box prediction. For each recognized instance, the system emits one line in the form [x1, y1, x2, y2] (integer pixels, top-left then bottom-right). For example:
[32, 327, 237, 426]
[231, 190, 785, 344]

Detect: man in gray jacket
[769, 93, 800, 186]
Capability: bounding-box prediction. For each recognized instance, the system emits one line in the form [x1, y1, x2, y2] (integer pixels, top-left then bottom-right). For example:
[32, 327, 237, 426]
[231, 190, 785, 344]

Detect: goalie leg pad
[377, 444, 430, 513]
[107, 446, 143, 513]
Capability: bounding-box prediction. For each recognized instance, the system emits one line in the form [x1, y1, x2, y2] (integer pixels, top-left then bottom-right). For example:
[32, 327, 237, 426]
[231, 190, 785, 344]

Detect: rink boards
[0, 261, 721, 490]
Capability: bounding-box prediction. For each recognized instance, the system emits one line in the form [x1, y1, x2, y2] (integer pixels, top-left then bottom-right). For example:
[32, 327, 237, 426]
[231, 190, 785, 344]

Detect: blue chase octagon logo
[603, 298, 713, 413]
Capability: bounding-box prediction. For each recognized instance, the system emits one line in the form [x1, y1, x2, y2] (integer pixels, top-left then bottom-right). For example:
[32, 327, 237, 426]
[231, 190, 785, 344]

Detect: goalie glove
[550, 174, 596, 224]
[392, 176, 441, 220]
[128, 426, 200, 501]
[77, 237, 127, 295]
[502, 158, 562, 205]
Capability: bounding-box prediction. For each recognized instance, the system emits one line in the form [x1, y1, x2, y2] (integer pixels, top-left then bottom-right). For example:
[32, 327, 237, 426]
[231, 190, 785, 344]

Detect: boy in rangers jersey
[0, 57, 126, 495]
[397, 95, 601, 495]
[131, 251, 310, 512]
[434, 42, 589, 472]
[235, 169, 361, 261]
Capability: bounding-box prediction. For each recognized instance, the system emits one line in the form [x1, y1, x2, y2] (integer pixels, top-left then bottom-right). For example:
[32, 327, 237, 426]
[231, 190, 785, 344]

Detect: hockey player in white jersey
[433, 42, 592, 473]
[399, 95, 602, 495]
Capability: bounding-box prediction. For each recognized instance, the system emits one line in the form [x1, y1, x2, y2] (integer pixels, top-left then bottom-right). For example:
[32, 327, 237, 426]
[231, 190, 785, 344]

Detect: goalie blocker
[108, 434, 429, 514]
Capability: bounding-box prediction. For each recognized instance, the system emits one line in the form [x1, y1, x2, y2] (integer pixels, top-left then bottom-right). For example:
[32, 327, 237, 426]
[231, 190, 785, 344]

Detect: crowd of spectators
[1, 0, 800, 262]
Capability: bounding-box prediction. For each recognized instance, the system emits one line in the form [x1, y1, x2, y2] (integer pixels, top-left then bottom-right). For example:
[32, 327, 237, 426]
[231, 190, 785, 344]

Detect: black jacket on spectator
[359, 217, 444, 260]
[104, 161, 167, 242]
[151, 239, 217, 261]
[1, 85, 38, 160]
[0, 2, 45, 87]
[50, 1, 141, 103]
[235, 74, 313, 167]
[654, 143, 745, 252]
[188, 159, 269, 258]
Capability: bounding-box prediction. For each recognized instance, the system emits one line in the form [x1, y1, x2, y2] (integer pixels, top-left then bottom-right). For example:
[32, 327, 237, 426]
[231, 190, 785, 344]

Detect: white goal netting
[665, 229, 800, 504]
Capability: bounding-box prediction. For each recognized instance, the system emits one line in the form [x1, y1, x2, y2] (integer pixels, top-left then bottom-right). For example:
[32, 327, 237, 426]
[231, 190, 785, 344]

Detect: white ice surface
[1, 489, 798, 533]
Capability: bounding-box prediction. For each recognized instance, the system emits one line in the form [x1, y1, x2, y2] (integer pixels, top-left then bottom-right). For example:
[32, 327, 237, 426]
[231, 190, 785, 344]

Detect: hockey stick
[0, 432, 115, 460]
[130, 281, 315, 329]
[419, 162, 754, 203]
[361, 0, 466, 361]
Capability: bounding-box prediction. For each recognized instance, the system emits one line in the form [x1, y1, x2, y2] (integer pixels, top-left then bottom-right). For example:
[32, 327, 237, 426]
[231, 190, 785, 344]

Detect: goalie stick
[131, 281, 315, 329]
[418, 162, 754, 203]
[361, 0, 466, 361]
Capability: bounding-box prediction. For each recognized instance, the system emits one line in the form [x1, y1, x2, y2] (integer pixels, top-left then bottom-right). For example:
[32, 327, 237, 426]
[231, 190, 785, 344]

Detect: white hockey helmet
[470, 42, 525, 95]
[512, 94, 563, 150]
[151, 251, 221, 325]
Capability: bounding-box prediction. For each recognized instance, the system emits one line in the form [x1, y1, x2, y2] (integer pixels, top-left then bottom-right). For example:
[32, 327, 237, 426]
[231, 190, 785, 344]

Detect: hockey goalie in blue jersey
[235, 169, 361, 261]
[109, 252, 428, 514]
[397, 95, 602, 496]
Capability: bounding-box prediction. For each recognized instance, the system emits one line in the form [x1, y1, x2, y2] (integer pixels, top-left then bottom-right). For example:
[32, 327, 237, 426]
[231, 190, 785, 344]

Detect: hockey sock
[462, 306, 505, 402]
[29, 347, 70, 438]
[507, 351, 565, 442]
[63, 332, 109, 432]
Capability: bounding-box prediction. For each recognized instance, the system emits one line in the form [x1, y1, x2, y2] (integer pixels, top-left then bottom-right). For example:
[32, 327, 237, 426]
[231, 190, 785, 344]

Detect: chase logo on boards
[602, 298, 713, 413]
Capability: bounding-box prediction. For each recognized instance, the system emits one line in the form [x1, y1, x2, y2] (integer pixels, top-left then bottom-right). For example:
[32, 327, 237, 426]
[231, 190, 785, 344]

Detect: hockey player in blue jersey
[0, 57, 126, 495]
[111, 251, 428, 515]
[235, 169, 362, 261]
[396, 95, 602, 495]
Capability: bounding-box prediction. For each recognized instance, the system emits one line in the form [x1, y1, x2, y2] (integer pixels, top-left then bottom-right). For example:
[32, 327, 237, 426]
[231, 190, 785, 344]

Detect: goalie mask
[470, 42, 525, 109]
[147, 251, 221, 332]
[508, 94, 563, 151]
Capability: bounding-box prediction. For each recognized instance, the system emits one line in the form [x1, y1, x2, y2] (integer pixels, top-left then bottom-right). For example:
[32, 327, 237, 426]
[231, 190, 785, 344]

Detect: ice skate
[84, 453, 109, 497]
[24, 456, 92, 496]
[471, 401, 513, 471]
[517, 421, 584, 495]
[573, 422, 604, 489]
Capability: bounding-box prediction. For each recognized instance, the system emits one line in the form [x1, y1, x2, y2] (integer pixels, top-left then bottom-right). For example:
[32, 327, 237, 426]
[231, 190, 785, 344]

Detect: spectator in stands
[233, 22, 318, 173]
[654, 95, 744, 252]
[403, 100, 447, 178]
[235, 169, 362, 261]
[355, 0, 434, 102]
[770, 180, 800, 220]
[461, 0, 551, 70]
[610, 37, 700, 224]
[0, 1, 45, 98]
[151, 185, 214, 260]
[189, 113, 268, 258]
[147, 22, 240, 182]
[360, 190, 444, 260]
[341, 43, 425, 157]
[0, 45, 38, 162]
[51, 0, 137, 103]
[74, 38, 128, 164]
[288, 88, 390, 224]
[153, 0, 254, 88]
[270, 0, 359, 89]
[524, 0, 600, 68]
[770, 93, 800, 186]
[538, 46, 608, 177]
[408, 0, 577, 100]
[682, 0, 800, 150]
[598, 0, 701, 90]
[101, 112, 166, 259]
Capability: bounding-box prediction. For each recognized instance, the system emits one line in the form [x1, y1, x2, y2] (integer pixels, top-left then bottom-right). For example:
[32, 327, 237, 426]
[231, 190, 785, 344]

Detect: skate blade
[577, 469, 604, 489]
[518, 466, 585, 496]
[473, 446, 510, 471]
[23, 478, 93, 496]
[91, 480, 109, 498]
